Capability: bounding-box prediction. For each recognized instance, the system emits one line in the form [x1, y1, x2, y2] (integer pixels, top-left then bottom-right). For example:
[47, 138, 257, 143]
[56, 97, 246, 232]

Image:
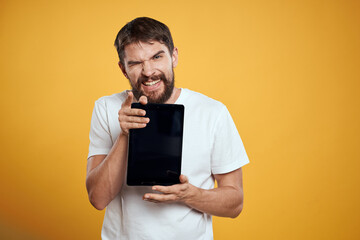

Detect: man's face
[120, 41, 178, 103]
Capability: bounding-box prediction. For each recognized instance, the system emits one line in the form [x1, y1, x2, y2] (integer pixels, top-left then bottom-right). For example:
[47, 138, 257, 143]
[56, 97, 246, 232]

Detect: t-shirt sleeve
[87, 100, 113, 159]
[211, 105, 249, 174]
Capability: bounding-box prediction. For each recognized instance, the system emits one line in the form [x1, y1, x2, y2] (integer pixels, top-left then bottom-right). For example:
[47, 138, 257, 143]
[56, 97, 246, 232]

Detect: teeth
[144, 80, 160, 86]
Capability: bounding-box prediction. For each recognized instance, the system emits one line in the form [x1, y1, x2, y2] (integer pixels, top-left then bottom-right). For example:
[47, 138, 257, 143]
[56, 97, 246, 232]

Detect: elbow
[230, 203, 243, 218]
[229, 190, 244, 218]
[92, 202, 106, 211]
[88, 192, 107, 211]
[229, 188, 244, 218]
[86, 178, 107, 210]
[86, 182, 107, 210]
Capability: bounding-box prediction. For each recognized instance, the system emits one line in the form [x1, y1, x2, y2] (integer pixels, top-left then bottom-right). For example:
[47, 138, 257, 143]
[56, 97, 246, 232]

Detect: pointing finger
[122, 91, 134, 108]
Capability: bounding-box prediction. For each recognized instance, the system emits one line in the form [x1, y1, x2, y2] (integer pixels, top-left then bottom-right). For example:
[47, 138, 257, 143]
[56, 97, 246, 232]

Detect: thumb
[139, 95, 148, 105]
[179, 175, 188, 184]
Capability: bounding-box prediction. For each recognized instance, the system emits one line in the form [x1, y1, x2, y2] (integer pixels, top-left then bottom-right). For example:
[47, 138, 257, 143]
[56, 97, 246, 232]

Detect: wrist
[115, 132, 129, 147]
[185, 184, 203, 206]
[119, 131, 129, 138]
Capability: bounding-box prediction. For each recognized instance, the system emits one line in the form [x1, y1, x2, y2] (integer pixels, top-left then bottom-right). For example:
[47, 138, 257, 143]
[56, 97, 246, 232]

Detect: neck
[165, 87, 181, 104]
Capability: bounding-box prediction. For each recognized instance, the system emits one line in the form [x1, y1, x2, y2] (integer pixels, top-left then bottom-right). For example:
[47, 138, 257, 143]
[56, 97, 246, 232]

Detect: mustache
[137, 73, 167, 85]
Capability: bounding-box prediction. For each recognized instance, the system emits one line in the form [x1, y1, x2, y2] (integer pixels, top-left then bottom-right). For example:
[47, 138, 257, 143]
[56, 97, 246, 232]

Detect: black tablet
[127, 103, 184, 186]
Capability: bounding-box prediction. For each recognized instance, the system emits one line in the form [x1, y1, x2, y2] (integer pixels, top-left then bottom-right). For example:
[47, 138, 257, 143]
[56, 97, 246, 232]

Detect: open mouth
[143, 79, 160, 86]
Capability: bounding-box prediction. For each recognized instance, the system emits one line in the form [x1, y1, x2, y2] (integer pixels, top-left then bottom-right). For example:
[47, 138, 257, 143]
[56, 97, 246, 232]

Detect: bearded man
[86, 17, 249, 240]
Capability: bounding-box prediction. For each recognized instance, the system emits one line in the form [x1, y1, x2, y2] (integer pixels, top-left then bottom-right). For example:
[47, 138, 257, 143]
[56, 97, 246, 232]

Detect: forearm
[185, 185, 243, 218]
[86, 133, 128, 210]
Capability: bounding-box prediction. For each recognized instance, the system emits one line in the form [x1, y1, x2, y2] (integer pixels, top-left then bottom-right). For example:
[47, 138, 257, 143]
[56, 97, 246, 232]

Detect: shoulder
[94, 90, 128, 109]
[181, 88, 226, 113]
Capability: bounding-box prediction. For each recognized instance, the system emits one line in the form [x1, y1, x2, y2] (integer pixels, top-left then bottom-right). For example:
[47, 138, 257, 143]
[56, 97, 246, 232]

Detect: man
[86, 17, 249, 239]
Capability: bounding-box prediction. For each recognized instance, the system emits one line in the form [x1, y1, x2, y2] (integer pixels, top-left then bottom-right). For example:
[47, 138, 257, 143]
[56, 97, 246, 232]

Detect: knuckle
[119, 109, 126, 116]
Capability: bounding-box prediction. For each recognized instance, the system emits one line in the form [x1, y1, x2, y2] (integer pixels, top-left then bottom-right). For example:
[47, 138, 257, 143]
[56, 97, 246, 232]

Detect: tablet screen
[127, 103, 184, 186]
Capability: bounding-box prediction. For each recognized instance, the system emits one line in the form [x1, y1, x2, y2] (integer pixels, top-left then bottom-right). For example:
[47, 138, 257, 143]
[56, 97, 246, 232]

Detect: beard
[131, 71, 174, 104]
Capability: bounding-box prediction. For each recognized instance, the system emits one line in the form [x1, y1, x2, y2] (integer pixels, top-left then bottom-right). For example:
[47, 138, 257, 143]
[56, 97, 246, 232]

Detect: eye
[128, 62, 141, 67]
[153, 54, 162, 60]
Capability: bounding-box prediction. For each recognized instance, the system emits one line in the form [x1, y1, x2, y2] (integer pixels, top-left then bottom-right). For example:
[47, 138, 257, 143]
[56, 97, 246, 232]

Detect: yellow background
[1, 0, 359, 239]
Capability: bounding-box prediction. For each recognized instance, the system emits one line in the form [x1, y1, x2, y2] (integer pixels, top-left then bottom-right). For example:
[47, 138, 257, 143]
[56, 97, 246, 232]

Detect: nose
[141, 60, 155, 77]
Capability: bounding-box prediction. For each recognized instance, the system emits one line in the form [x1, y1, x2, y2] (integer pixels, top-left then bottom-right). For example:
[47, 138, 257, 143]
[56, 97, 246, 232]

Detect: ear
[118, 62, 129, 79]
[171, 47, 178, 68]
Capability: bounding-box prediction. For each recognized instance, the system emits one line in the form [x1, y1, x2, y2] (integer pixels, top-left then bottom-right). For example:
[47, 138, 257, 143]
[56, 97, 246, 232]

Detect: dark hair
[114, 17, 174, 66]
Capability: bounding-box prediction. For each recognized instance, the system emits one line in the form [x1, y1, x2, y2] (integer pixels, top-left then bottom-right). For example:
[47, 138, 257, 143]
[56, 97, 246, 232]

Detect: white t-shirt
[88, 88, 249, 240]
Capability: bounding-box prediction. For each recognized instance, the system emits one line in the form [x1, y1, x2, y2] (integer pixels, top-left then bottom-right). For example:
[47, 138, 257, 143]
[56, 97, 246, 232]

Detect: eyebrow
[152, 50, 165, 57]
[127, 50, 165, 65]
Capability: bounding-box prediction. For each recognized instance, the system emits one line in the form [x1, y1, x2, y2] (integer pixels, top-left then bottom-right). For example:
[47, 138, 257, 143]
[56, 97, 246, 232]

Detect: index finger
[151, 185, 174, 194]
[152, 184, 187, 194]
[122, 91, 134, 108]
